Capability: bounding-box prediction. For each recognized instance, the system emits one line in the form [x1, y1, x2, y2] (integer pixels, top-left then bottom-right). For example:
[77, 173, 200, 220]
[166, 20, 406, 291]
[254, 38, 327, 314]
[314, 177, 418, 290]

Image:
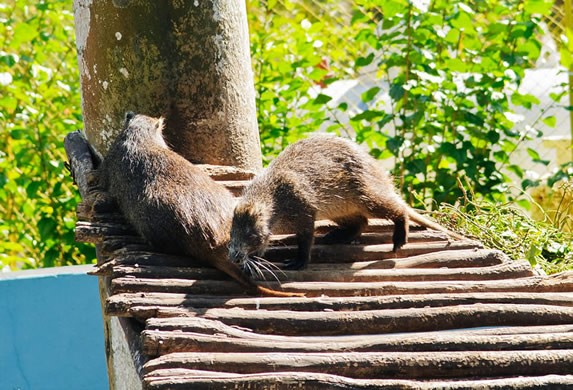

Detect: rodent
[98, 112, 300, 297]
[229, 135, 464, 271]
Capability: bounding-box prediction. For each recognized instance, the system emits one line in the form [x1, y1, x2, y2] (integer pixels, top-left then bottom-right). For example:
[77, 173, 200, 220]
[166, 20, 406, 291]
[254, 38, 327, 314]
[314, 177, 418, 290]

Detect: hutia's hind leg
[322, 214, 368, 244]
[365, 193, 409, 252]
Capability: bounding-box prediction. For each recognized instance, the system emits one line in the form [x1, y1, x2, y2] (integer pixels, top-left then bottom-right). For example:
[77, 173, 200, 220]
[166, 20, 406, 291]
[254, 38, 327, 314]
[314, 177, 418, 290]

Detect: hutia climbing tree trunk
[73, 0, 262, 170]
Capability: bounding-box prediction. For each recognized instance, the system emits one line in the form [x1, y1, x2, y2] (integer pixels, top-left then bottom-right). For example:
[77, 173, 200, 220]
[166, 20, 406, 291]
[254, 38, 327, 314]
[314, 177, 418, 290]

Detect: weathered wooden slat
[96, 264, 230, 280]
[254, 260, 534, 282]
[334, 248, 509, 269]
[142, 350, 573, 379]
[110, 272, 573, 297]
[100, 260, 533, 283]
[143, 372, 573, 390]
[263, 240, 483, 262]
[94, 248, 510, 278]
[97, 252, 196, 271]
[94, 235, 482, 264]
[111, 278, 247, 296]
[143, 303, 573, 336]
[313, 217, 454, 234]
[75, 221, 137, 243]
[107, 291, 573, 317]
[76, 219, 450, 246]
[99, 240, 152, 257]
[141, 328, 573, 356]
[270, 230, 450, 246]
[145, 318, 573, 340]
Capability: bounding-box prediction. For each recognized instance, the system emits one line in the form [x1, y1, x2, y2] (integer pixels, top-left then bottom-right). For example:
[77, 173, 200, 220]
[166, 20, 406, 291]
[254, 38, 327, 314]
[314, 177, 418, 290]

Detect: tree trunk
[72, 2, 262, 389]
[73, 0, 261, 170]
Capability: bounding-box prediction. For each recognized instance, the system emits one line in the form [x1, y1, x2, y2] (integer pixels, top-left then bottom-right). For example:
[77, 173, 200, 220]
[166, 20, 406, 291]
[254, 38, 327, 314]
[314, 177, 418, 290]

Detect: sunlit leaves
[0, 1, 95, 270]
[338, 0, 553, 207]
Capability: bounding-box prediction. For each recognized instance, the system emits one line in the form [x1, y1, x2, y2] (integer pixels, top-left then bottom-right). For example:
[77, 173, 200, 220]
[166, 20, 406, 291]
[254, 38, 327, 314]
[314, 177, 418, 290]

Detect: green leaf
[523, 0, 553, 15]
[542, 116, 556, 128]
[386, 136, 403, 156]
[507, 164, 524, 178]
[313, 94, 332, 105]
[356, 53, 375, 68]
[511, 93, 540, 109]
[361, 87, 381, 103]
[26, 181, 43, 197]
[377, 113, 394, 129]
[10, 23, 39, 48]
[549, 91, 565, 103]
[389, 82, 404, 101]
[351, 110, 385, 122]
[38, 217, 58, 241]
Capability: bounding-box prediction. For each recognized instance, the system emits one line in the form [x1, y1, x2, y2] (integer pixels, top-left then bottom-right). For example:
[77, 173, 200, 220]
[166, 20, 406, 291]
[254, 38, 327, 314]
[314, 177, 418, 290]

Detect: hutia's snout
[228, 245, 247, 265]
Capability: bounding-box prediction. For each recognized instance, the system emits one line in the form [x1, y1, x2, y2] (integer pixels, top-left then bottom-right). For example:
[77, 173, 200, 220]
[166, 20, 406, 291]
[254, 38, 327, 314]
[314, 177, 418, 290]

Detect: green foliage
[248, 1, 332, 163]
[435, 197, 573, 275]
[0, 1, 95, 270]
[249, 0, 556, 206]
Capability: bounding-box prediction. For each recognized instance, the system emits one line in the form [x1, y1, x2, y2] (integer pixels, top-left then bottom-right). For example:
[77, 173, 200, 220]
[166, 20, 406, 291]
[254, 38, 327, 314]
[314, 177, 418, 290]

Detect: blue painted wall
[0, 265, 108, 390]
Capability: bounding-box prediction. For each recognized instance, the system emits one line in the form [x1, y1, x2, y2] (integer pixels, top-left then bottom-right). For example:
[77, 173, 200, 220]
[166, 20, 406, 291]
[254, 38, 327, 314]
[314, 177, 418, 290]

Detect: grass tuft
[433, 197, 573, 274]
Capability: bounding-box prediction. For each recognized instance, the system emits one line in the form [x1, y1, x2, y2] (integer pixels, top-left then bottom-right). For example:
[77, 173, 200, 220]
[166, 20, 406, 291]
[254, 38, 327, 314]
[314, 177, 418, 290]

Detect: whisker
[252, 255, 286, 277]
[243, 260, 254, 278]
[247, 258, 265, 281]
[253, 259, 282, 283]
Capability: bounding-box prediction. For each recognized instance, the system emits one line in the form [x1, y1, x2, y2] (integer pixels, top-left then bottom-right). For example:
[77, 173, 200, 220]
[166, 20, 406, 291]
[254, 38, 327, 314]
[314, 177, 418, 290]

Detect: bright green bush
[0, 1, 94, 269]
[248, 0, 557, 206]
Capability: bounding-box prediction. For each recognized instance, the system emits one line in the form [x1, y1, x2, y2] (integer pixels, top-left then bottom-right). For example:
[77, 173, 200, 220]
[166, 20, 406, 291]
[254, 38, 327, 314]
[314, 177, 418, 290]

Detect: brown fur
[229, 136, 463, 270]
[99, 113, 300, 297]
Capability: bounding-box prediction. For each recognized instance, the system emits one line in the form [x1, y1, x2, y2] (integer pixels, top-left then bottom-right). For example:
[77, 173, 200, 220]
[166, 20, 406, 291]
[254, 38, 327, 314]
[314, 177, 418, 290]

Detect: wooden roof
[65, 131, 573, 389]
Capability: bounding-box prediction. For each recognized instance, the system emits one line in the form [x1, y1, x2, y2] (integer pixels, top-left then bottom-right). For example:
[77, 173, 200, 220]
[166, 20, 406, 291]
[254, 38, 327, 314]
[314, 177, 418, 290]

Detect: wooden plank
[141, 350, 573, 379]
[342, 248, 509, 269]
[143, 372, 573, 390]
[75, 221, 136, 243]
[270, 230, 450, 246]
[94, 248, 510, 277]
[96, 252, 196, 273]
[77, 220, 451, 246]
[263, 240, 483, 262]
[98, 264, 230, 280]
[141, 328, 573, 356]
[314, 218, 449, 234]
[101, 260, 533, 282]
[144, 318, 573, 339]
[106, 291, 573, 317]
[110, 272, 573, 297]
[252, 260, 534, 282]
[111, 278, 248, 296]
[143, 303, 573, 336]
[99, 240, 152, 258]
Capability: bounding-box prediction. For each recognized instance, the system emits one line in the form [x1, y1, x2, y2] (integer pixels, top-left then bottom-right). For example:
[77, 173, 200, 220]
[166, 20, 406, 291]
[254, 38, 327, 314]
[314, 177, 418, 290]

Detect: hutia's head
[123, 112, 168, 149]
[228, 201, 271, 266]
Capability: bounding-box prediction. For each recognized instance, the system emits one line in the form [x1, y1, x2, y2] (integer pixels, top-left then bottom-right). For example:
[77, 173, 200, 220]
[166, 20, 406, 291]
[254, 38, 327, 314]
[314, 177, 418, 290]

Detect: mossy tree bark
[73, 0, 262, 170]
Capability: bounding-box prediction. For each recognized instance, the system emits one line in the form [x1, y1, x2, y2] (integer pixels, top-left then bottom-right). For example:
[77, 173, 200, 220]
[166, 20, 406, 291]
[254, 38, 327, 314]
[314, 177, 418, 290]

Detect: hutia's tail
[408, 209, 465, 240]
[256, 285, 305, 297]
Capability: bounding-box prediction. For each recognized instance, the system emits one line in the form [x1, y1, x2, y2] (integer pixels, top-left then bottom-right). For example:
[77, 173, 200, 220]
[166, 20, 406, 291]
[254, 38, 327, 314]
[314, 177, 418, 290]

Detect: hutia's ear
[124, 111, 136, 127]
[156, 117, 165, 132]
